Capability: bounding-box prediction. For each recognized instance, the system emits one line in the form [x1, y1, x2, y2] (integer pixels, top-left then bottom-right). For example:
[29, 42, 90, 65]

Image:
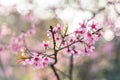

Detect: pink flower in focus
[75, 28, 81, 34]
[43, 41, 49, 49]
[84, 32, 95, 44]
[84, 45, 95, 55]
[31, 53, 42, 68]
[42, 57, 49, 67]
[90, 22, 97, 30]
[66, 47, 72, 54]
[47, 30, 52, 37]
[72, 50, 79, 55]
[79, 22, 86, 28]
[28, 53, 50, 68]
[53, 27, 57, 34]
[55, 35, 61, 41]
[74, 28, 86, 37]
[61, 41, 66, 46]
[69, 37, 75, 43]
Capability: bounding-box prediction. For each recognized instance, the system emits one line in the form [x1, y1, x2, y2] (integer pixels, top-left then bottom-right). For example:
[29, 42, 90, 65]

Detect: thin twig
[58, 38, 84, 51]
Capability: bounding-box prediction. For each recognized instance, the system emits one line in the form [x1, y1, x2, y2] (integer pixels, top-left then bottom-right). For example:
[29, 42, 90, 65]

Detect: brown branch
[50, 26, 56, 51]
[58, 38, 84, 52]
[50, 64, 60, 80]
[50, 26, 60, 80]
[68, 54, 74, 80]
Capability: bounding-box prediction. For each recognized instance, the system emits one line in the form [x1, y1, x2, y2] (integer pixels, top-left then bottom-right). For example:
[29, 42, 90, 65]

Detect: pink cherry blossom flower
[74, 28, 86, 37]
[90, 22, 97, 30]
[47, 31, 52, 37]
[43, 41, 49, 49]
[61, 41, 67, 46]
[66, 47, 72, 54]
[42, 57, 49, 67]
[84, 32, 95, 44]
[75, 28, 81, 34]
[72, 50, 79, 55]
[31, 53, 42, 68]
[52, 27, 57, 34]
[79, 22, 86, 28]
[69, 37, 75, 43]
[55, 35, 61, 41]
[84, 44, 95, 55]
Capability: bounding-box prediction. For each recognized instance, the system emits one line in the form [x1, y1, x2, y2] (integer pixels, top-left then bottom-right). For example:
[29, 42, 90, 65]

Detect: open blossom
[31, 53, 42, 68]
[84, 32, 95, 44]
[90, 22, 97, 30]
[30, 54, 49, 68]
[42, 57, 49, 67]
[76, 22, 87, 36]
[79, 21, 86, 28]
[74, 28, 86, 36]
[47, 31, 52, 37]
[43, 41, 49, 49]
[85, 45, 95, 53]
[55, 35, 61, 41]
[66, 47, 72, 54]
[66, 21, 102, 56]
[69, 37, 75, 43]
[18, 51, 50, 68]
[72, 50, 79, 55]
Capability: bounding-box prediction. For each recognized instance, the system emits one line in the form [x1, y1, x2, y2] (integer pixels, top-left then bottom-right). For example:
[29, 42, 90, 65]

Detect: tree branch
[68, 54, 74, 80]
[58, 38, 84, 51]
[50, 26, 60, 80]
[50, 64, 60, 80]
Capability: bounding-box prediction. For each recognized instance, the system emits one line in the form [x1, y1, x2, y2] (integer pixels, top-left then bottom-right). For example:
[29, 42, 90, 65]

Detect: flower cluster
[17, 48, 49, 69]
[47, 21, 103, 56]
[16, 21, 103, 69]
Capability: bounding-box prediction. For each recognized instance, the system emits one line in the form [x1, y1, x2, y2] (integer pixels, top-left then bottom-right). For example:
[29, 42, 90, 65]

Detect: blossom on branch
[16, 21, 103, 69]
